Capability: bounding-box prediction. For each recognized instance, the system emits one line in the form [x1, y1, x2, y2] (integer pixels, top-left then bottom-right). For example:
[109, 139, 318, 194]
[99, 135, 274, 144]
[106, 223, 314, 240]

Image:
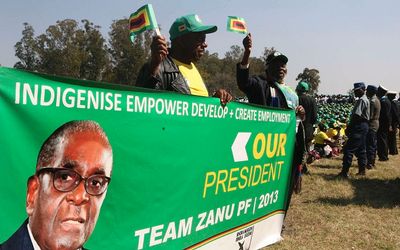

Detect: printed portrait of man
[0, 120, 113, 250]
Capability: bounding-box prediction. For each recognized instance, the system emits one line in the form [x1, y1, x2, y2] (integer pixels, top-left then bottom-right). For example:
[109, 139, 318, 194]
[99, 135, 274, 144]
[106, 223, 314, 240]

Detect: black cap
[387, 91, 397, 99]
[266, 51, 288, 65]
[353, 82, 365, 90]
[378, 85, 388, 94]
[366, 85, 377, 93]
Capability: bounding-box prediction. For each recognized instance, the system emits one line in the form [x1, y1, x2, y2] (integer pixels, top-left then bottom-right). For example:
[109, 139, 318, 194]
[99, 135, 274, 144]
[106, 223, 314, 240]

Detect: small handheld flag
[227, 16, 247, 34]
[129, 4, 160, 42]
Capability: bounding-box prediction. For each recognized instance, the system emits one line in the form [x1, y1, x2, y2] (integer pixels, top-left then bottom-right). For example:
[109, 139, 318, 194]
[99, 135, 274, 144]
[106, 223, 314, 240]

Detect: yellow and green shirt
[172, 58, 208, 97]
[314, 131, 329, 145]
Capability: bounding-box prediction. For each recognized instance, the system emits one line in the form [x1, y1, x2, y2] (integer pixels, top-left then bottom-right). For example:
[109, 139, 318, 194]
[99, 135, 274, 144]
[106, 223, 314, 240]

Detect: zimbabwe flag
[227, 16, 247, 34]
[129, 4, 158, 41]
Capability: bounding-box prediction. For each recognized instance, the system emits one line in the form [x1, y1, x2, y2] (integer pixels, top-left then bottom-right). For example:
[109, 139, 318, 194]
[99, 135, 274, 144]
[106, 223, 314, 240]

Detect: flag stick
[155, 27, 161, 36]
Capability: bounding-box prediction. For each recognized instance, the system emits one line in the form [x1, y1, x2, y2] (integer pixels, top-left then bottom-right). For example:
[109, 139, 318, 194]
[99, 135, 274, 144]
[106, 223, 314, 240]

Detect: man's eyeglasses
[36, 167, 111, 196]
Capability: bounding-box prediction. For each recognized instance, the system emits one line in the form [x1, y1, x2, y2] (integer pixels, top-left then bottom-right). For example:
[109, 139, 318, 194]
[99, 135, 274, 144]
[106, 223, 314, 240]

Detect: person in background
[337, 82, 369, 178]
[397, 93, 400, 143]
[387, 91, 399, 155]
[376, 85, 391, 161]
[136, 14, 232, 105]
[365, 85, 381, 169]
[326, 121, 342, 156]
[296, 81, 317, 173]
[314, 123, 336, 157]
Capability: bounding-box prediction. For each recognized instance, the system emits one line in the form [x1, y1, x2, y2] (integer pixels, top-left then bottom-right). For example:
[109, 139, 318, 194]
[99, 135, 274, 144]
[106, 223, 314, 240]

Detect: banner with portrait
[0, 67, 295, 249]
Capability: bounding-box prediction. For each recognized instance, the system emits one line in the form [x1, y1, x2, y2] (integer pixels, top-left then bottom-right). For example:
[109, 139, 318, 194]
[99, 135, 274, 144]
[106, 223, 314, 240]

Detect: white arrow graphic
[231, 132, 251, 162]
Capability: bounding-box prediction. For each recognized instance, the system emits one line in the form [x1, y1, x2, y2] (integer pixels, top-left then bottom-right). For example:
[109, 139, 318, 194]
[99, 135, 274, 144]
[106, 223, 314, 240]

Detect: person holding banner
[136, 14, 232, 104]
[236, 34, 306, 218]
[0, 120, 113, 250]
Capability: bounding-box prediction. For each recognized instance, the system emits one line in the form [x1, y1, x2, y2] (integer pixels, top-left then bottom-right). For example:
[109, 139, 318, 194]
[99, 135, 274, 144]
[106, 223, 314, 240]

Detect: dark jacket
[0, 219, 88, 250]
[369, 94, 381, 132]
[236, 63, 288, 108]
[298, 93, 317, 143]
[390, 100, 399, 128]
[379, 96, 391, 130]
[0, 220, 33, 250]
[136, 55, 191, 94]
[397, 100, 400, 128]
[237, 63, 305, 210]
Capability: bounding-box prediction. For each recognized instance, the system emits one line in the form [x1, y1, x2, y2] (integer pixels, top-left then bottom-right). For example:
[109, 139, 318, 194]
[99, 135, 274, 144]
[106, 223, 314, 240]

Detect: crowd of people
[305, 86, 400, 179]
[336, 84, 399, 177]
[307, 98, 352, 161]
[315, 94, 353, 104]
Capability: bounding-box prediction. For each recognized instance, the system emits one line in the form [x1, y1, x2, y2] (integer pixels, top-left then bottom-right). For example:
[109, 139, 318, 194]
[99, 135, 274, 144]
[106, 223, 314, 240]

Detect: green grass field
[266, 140, 400, 250]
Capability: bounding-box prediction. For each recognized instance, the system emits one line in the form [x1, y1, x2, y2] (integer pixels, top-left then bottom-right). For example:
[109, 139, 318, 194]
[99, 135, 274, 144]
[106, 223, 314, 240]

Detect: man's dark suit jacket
[0, 219, 89, 250]
[0, 219, 34, 250]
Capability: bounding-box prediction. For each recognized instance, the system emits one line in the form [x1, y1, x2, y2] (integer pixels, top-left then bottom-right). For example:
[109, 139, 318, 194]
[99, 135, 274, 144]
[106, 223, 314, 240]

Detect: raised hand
[242, 33, 252, 53]
[150, 35, 168, 76]
[241, 33, 252, 66]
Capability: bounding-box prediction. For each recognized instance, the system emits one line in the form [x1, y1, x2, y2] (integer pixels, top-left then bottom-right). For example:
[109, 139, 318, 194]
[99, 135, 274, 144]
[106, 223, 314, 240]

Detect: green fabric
[296, 81, 309, 92]
[169, 14, 217, 40]
[276, 82, 299, 109]
[129, 4, 158, 41]
[226, 16, 247, 34]
[0, 67, 296, 249]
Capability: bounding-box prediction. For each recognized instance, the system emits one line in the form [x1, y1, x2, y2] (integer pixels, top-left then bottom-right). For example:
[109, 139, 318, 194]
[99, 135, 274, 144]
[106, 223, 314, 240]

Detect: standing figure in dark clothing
[337, 82, 370, 178]
[397, 93, 400, 143]
[376, 85, 391, 161]
[387, 91, 399, 155]
[365, 85, 381, 169]
[296, 81, 317, 173]
[237, 34, 305, 216]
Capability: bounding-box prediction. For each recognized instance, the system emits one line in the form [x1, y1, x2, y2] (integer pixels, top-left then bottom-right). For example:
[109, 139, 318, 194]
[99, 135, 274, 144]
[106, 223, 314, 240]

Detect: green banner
[0, 67, 295, 249]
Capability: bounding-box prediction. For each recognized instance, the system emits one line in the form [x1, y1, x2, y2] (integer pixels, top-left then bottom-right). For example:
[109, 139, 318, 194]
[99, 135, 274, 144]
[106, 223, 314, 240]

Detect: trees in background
[14, 19, 152, 84]
[14, 19, 320, 97]
[14, 20, 108, 81]
[14, 23, 38, 71]
[296, 68, 321, 95]
[105, 18, 152, 85]
[197, 45, 265, 97]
